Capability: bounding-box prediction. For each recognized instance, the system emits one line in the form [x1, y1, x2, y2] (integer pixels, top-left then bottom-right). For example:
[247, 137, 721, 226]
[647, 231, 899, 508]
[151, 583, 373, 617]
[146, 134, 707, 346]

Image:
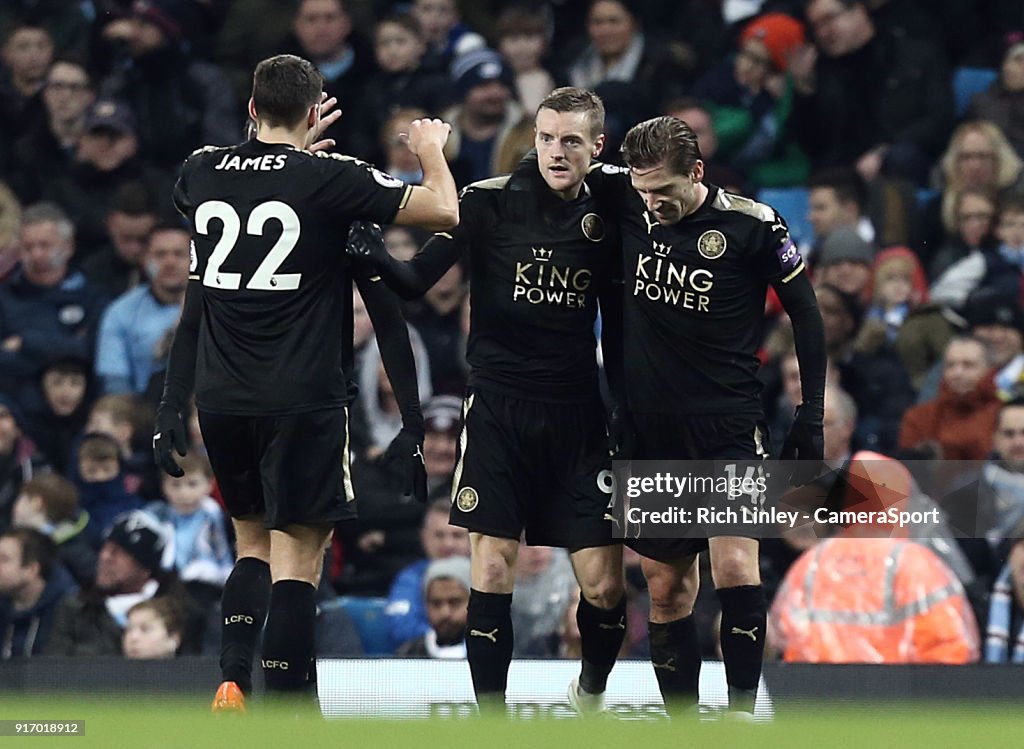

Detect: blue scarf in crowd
[984, 562, 1024, 663]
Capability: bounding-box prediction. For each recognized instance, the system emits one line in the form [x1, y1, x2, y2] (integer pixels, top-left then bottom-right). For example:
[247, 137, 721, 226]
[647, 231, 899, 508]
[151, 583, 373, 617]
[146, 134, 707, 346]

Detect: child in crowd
[12, 473, 97, 587]
[122, 596, 184, 660]
[495, 6, 555, 114]
[22, 357, 91, 474]
[863, 248, 929, 344]
[145, 452, 232, 591]
[74, 432, 142, 543]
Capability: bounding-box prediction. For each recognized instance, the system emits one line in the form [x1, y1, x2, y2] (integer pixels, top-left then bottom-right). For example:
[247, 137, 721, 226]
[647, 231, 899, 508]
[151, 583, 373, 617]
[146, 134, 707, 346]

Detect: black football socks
[717, 584, 767, 713]
[648, 614, 702, 716]
[465, 589, 514, 714]
[576, 593, 627, 695]
[219, 557, 271, 694]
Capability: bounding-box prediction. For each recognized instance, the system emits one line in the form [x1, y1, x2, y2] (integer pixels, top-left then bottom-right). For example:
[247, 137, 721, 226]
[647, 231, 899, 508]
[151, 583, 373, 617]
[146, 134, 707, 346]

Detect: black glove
[608, 406, 637, 461]
[382, 427, 428, 503]
[780, 404, 824, 485]
[346, 221, 388, 265]
[153, 404, 188, 477]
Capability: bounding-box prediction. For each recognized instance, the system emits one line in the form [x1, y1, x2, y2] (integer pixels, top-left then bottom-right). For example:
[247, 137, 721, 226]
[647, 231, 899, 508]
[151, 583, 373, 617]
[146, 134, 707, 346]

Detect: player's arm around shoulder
[394, 118, 459, 232]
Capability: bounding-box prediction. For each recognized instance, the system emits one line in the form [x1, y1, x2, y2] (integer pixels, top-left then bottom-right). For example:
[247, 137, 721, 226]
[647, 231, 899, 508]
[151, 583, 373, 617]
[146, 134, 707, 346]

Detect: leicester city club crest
[456, 487, 479, 512]
[697, 229, 727, 260]
[581, 213, 605, 242]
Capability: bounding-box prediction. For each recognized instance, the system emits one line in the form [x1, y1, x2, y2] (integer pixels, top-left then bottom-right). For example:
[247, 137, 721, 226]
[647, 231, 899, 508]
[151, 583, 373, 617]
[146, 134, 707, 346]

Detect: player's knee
[711, 552, 759, 588]
[473, 551, 515, 592]
[647, 573, 694, 617]
[580, 576, 625, 609]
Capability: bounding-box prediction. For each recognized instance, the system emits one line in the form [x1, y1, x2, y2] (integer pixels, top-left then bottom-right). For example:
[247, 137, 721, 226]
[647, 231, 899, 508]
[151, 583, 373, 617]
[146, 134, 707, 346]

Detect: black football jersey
[173, 139, 411, 415]
[440, 162, 618, 402]
[589, 166, 804, 415]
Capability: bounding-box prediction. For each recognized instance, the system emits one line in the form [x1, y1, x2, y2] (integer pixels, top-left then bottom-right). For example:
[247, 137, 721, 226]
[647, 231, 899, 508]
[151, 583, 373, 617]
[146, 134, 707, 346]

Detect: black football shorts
[625, 412, 769, 562]
[199, 406, 356, 529]
[448, 389, 617, 549]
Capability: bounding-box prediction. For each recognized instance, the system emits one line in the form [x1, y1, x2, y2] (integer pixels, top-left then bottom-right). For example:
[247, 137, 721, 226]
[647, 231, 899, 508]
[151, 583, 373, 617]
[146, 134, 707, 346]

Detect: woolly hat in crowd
[962, 290, 1024, 334]
[451, 49, 516, 99]
[423, 556, 471, 594]
[105, 511, 171, 574]
[740, 13, 806, 73]
[817, 227, 876, 267]
[423, 395, 463, 437]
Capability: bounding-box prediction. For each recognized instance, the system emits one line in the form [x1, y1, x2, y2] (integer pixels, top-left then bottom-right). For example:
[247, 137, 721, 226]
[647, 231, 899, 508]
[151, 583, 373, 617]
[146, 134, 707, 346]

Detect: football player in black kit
[151, 54, 459, 711]
[349, 88, 628, 715]
[589, 116, 826, 717]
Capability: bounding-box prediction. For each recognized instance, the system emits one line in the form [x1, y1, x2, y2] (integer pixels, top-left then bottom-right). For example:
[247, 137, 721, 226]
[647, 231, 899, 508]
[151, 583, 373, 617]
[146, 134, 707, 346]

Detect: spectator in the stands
[899, 336, 1002, 460]
[8, 59, 94, 204]
[968, 33, 1024, 158]
[813, 226, 875, 299]
[85, 393, 153, 486]
[386, 497, 470, 649]
[984, 528, 1024, 664]
[962, 292, 1024, 402]
[47, 510, 203, 656]
[42, 99, 167, 256]
[122, 596, 183, 659]
[11, 473, 96, 588]
[96, 0, 239, 169]
[286, 0, 376, 156]
[817, 282, 915, 452]
[411, 0, 485, 73]
[95, 223, 189, 397]
[0, 393, 50, 535]
[359, 13, 451, 163]
[73, 433, 143, 545]
[443, 48, 533, 186]
[928, 187, 999, 281]
[567, 0, 695, 153]
[396, 556, 470, 659]
[81, 185, 159, 299]
[0, 22, 53, 165]
[922, 120, 1023, 260]
[495, 5, 556, 115]
[0, 527, 76, 658]
[0, 203, 106, 399]
[691, 12, 809, 188]
[791, 0, 954, 184]
[145, 452, 232, 592]
[20, 356, 92, 476]
[404, 263, 467, 396]
[931, 195, 1024, 310]
[806, 167, 873, 260]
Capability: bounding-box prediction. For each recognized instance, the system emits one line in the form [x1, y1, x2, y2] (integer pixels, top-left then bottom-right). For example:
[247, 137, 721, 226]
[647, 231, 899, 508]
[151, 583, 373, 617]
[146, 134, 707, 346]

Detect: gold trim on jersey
[188, 274, 200, 281]
[450, 393, 475, 502]
[711, 190, 776, 223]
[781, 260, 805, 284]
[398, 185, 412, 210]
[343, 407, 355, 503]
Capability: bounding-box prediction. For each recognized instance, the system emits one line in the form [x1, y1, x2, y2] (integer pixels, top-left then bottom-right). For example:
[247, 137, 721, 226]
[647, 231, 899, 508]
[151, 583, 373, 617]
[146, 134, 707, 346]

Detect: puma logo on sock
[469, 628, 499, 643]
[652, 657, 676, 672]
[598, 617, 626, 631]
[731, 626, 759, 642]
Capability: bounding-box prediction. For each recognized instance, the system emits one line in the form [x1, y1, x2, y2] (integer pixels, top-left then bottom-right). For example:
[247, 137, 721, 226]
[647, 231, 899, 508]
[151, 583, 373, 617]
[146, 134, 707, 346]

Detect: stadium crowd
[1, 0, 1024, 667]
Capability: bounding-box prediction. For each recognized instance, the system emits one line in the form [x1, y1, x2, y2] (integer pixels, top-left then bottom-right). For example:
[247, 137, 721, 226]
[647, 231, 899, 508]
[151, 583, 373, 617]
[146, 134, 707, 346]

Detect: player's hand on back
[346, 221, 389, 266]
[306, 92, 342, 152]
[403, 118, 452, 156]
[153, 404, 188, 478]
[381, 427, 428, 503]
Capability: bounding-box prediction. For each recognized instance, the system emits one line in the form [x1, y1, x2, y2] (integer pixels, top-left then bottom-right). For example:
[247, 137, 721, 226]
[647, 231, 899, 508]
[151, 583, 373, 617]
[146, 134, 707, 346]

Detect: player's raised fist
[404, 118, 451, 155]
